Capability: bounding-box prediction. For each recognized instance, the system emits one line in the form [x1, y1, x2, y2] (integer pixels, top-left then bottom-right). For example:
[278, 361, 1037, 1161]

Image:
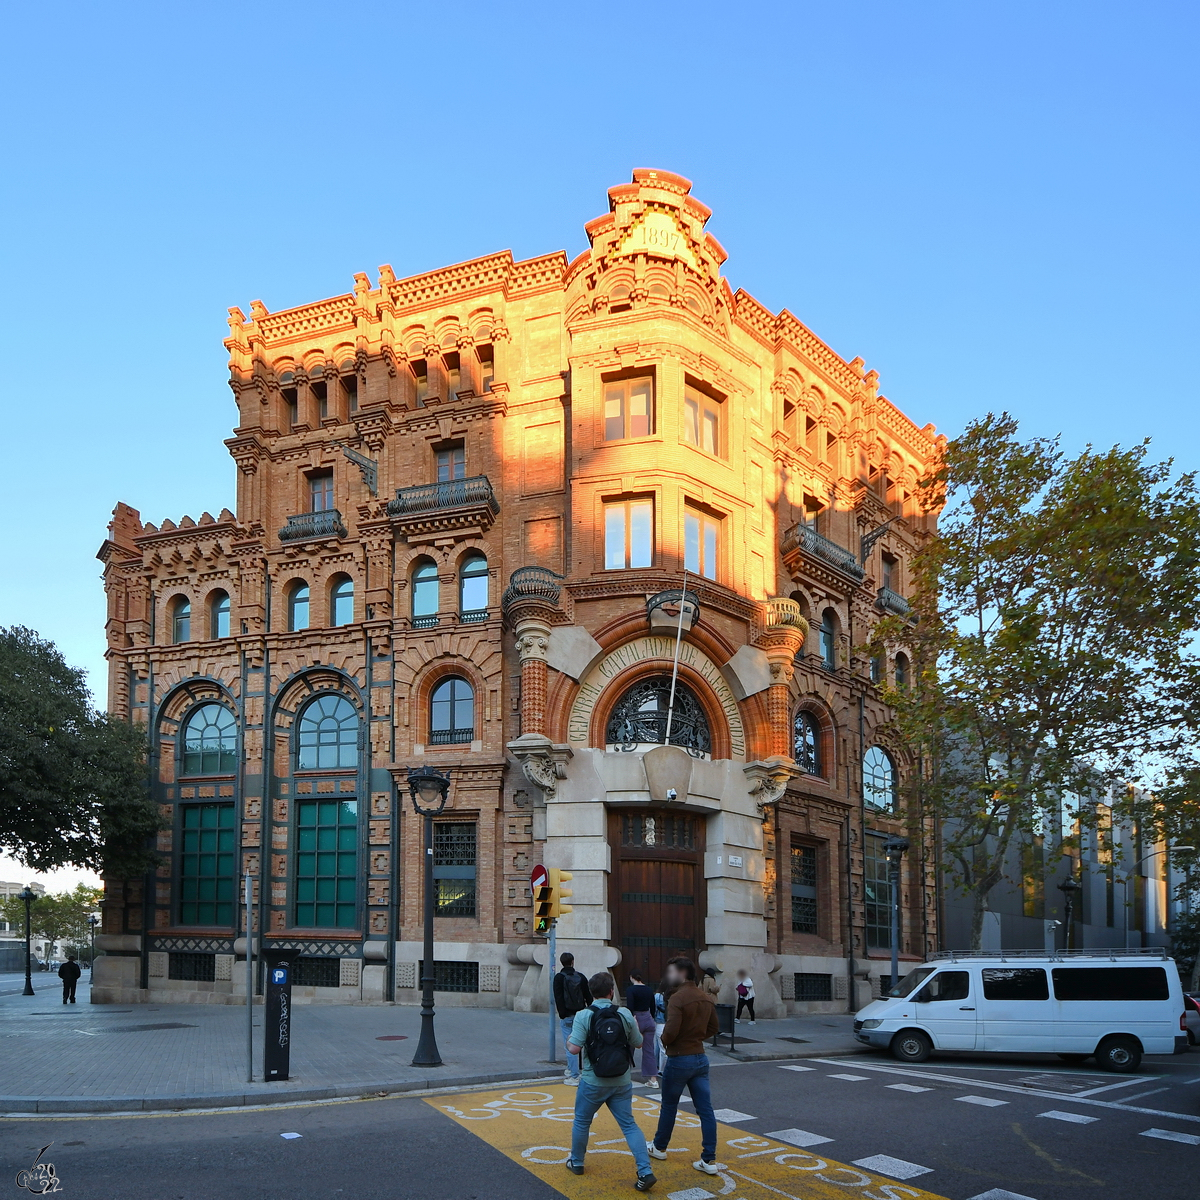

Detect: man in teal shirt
[566, 971, 656, 1190]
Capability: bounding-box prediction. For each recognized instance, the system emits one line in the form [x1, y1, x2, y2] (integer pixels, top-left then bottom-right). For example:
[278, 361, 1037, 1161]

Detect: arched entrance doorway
[608, 808, 706, 986]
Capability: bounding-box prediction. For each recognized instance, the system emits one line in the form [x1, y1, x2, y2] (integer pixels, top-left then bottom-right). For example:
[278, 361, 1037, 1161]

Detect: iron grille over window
[864, 835, 892, 949]
[793, 711, 820, 776]
[620, 813, 696, 850]
[292, 957, 340, 988]
[791, 843, 818, 934]
[605, 676, 711, 757]
[418, 960, 479, 993]
[794, 972, 833, 1001]
[433, 823, 477, 917]
[169, 952, 216, 982]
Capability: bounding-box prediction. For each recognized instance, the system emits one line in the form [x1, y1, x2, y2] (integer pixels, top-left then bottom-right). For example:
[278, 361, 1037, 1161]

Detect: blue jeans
[654, 1053, 717, 1163]
[569, 1078, 651, 1175]
[562, 1017, 581, 1077]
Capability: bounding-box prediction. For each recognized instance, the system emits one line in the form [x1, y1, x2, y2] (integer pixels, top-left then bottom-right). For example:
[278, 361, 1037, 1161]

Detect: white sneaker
[749, 1020, 757, 1026]
[563, 1075, 579, 1087]
[694, 1160, 720, 1175]
[735, 1018, 742, 1023]
[648, 1146, 668, 1160]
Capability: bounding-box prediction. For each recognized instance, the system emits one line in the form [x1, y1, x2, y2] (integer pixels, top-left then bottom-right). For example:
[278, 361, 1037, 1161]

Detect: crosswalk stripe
[887, 1084, 934, 1093]
[964, 1190, 1041, 1200]
[852, 1153, 934, 1179]
[955, 1095, 1008, 1107]
[1141, 1128, 1200, 1145]
[428, 1084, 953, 1198]
[1038, 1111, 1098, 1124]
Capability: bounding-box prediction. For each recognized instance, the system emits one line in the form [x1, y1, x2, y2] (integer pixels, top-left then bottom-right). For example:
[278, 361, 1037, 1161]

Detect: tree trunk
[971, 888, 988, 951]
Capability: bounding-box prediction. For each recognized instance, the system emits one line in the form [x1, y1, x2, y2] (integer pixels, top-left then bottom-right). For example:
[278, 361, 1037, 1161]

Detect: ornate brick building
[94, 169, 941, 1012]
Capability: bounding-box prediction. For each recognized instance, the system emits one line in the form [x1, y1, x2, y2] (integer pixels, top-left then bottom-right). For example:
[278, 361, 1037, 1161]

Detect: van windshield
[891, 966, 936, 998]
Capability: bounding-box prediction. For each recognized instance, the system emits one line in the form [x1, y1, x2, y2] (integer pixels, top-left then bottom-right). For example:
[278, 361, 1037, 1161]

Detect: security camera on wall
[665, 788, 678, 802]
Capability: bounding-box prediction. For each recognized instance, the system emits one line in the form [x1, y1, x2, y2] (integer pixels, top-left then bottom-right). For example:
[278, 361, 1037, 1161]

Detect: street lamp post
[19, 886, 37, 996]
[408, 766, 450, 1068]
[884, 837, 910, 994]
[1057, 876, 1081, 951]
[88, 915, 99, 971]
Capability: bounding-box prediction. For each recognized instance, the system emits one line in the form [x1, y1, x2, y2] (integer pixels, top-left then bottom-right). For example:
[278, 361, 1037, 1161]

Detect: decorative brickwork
[96, 169, 939, 1006]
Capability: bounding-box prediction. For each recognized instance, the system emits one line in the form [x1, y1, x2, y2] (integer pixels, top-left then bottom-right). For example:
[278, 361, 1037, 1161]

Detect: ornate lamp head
[407, 767, 450, 816]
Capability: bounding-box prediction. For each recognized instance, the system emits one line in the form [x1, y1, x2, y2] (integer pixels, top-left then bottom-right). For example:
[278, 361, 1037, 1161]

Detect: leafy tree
[873, 414, 1200, 947]
[0, 884, 103, 962]
[0, 626, 159, 876]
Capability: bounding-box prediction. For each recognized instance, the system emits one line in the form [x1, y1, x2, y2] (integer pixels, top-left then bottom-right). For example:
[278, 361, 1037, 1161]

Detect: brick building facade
[94, 170, 941, 1012]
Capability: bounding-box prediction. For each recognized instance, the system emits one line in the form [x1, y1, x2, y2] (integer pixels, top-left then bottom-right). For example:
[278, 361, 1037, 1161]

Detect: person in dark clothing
[552, 952, 593, 1084]
[626, 970, 658, 1085]
[648, 956, 719, 1176]
[58, 955, 82, 1004]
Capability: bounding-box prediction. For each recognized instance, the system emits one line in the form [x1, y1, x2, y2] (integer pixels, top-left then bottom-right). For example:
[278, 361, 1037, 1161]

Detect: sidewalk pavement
[0, 975, 863, 1114]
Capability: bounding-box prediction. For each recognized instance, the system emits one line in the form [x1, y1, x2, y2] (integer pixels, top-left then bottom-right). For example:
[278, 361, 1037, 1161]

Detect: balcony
[279, 509, 347, 542]
[781, 523, 865, 583]
[501, 565, 564, 616]
[387, 474, 499, 538]
[876, 586, 911, 617]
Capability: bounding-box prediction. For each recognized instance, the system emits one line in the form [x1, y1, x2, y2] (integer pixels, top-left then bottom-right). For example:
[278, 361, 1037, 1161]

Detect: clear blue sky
[1, 1, 1196, 701]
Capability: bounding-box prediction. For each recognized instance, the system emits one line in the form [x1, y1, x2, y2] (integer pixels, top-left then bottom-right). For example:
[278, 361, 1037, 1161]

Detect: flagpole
[663, 568, 689, 746]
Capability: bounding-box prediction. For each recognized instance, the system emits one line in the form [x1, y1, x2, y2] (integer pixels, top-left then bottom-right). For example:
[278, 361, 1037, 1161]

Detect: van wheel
[891, 1030, 933, 1063]
[1056, 1054, 1089, 1063]
[1095, 1035, 1141, 1073]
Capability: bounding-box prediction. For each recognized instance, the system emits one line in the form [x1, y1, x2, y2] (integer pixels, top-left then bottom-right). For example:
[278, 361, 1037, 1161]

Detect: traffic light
[534, 884, 554, 934]
[548, 868, 573, 920]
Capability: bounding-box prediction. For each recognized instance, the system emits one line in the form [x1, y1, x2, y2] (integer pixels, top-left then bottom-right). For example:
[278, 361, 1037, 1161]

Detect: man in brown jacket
[648, 956, 720, 1175]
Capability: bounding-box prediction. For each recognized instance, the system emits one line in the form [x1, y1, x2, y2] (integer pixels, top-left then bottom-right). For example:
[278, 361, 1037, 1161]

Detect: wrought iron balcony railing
[501, 565, 564, 614]
[876, 586, 911, 617]
[387, 475, 499, 519]
[764, 596, 806, 628]
[780, 523, 865, 582]
[459, 608, 490, 624]
[279, 509, 347, 542]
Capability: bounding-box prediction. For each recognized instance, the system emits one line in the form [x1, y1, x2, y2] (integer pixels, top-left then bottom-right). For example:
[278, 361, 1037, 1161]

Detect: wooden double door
[609, 808, 706, 987]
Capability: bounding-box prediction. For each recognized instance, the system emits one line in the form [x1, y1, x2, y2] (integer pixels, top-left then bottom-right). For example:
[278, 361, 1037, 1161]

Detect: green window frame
[295, 800, 358, 928]
[182, 703, 237, 775]
[179, 803, 235, 926]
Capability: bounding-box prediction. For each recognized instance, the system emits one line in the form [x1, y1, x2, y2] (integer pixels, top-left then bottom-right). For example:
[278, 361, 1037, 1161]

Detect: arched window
[297, 694, 359, 770]
[863, 746, 898, 812]
[605, 675, 712, 758]
[793, 710, 821, 776]
[412, 559, 439, 627]
[459, 553, 488, 620]
[210, 591, 230, 639]
[182, 704, 237, 774]
[171, 597, 191, 644]
[330, 576, 354, 627]
[430, 677, 475, 744]
[819, 610, 837, 671]
[894, 653, 910, 689]
[288, 582, 310, 632]
[870, 654, 883, 684]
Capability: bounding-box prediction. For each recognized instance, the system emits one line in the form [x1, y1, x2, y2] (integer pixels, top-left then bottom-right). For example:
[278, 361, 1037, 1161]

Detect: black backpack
[563, 971, 589, 1014]
[584, 1003, 633, 1078]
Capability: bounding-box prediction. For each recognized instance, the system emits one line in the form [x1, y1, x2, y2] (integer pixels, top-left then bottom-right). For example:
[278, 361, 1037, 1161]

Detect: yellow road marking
[429, 1084, 951, 1200]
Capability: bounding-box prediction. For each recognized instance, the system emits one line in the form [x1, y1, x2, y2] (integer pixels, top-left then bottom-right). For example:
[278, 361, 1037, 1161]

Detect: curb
[0, 1067, 566, 1115]
[723, 1045, 868, 1064]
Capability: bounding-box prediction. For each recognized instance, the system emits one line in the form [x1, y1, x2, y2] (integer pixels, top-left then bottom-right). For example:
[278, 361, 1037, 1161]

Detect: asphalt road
[2, 1048, 1197, 1200]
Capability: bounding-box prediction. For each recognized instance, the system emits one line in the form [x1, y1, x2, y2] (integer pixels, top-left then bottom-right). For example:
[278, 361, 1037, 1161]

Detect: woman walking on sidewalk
[735, 968, 756, 1025]
[626, 969, 658, 1087]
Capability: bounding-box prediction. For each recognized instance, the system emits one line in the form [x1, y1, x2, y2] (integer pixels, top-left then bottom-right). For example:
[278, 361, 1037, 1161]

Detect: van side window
[982, 968, 1049, 1001]
[917, 970, 969, 1002]
[1052, 966, 1169, 1001]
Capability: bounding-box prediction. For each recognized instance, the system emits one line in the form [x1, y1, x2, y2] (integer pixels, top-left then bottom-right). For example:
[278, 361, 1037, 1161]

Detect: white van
[854, 949, 1187, 1072]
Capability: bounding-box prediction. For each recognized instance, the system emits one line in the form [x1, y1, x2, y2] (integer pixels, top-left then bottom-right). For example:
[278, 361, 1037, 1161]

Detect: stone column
[514, 617, 551, 737]
[756, 598, 808, 761]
